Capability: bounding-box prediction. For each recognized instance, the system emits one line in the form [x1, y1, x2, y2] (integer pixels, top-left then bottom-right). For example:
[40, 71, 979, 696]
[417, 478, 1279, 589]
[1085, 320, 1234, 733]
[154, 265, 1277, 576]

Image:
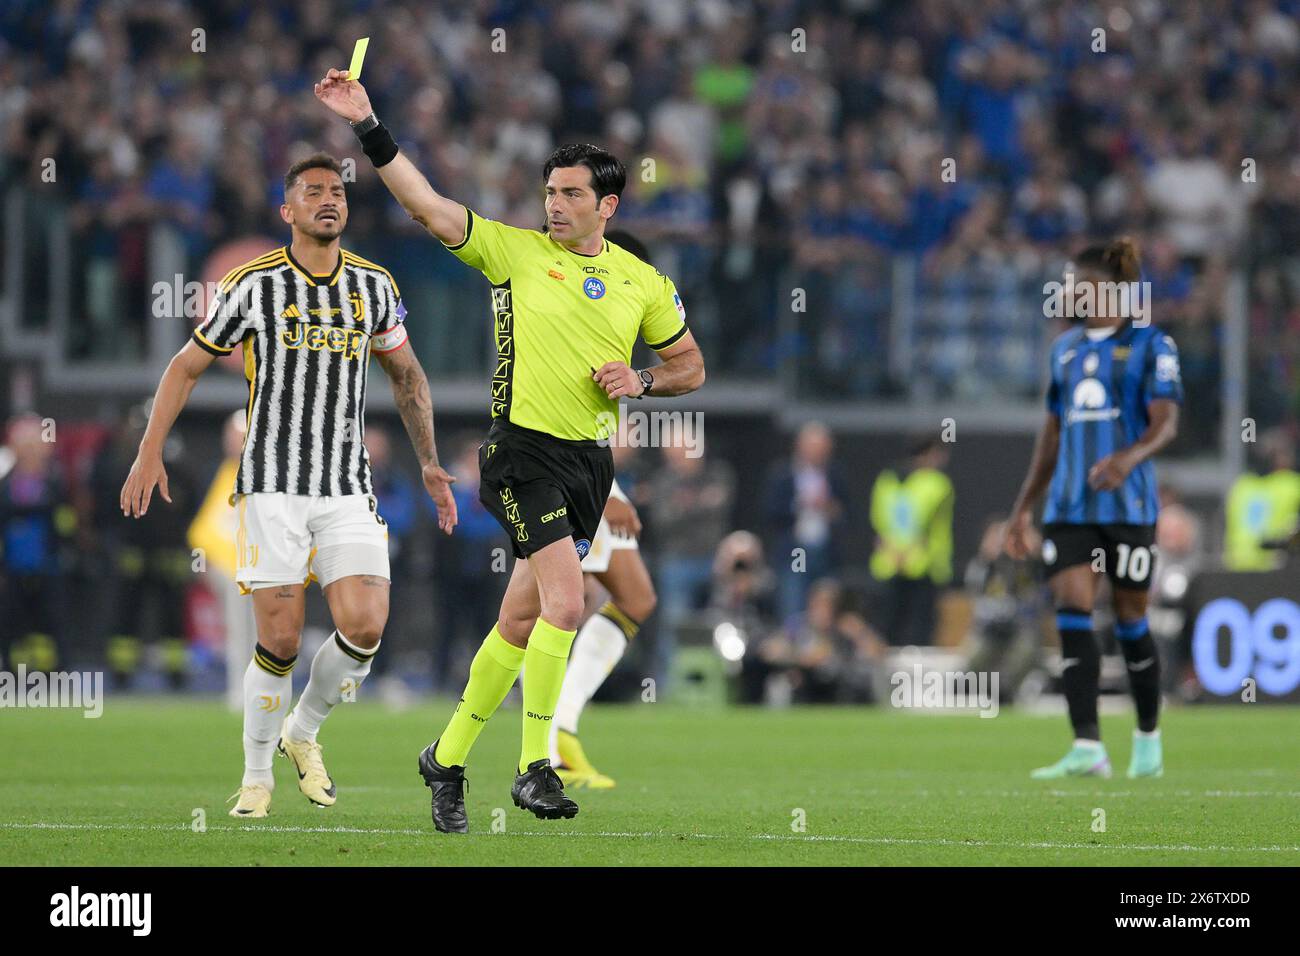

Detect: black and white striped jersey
[191, 246, 410, 498]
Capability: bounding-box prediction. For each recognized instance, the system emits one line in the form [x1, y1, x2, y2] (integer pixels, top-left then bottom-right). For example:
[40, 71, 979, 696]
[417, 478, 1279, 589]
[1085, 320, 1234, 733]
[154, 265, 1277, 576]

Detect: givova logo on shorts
[500, 486, 528, 542]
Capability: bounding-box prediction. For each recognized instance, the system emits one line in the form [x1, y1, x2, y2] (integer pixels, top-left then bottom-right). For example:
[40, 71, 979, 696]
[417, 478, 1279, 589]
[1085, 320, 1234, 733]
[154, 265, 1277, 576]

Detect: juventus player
[120, 153, 458, 818]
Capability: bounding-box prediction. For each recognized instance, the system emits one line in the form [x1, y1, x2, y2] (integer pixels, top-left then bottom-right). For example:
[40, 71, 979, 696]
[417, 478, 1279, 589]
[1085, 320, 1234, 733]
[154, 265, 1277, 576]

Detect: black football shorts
[1041, 522, 1158, 591]
[478, 418, 614, 560]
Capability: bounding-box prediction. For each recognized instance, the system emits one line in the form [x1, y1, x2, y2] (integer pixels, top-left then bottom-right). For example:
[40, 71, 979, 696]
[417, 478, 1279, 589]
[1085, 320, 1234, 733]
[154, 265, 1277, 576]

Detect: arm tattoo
[381, 350, 438, 466]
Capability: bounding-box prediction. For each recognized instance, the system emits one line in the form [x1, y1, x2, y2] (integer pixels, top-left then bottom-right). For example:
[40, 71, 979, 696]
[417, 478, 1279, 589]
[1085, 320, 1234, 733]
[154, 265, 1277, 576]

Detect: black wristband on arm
[354, 116, 399, 168]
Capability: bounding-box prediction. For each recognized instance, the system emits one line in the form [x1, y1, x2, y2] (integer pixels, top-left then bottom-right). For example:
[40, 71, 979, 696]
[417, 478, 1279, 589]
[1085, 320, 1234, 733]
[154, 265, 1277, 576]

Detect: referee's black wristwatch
[350, 112, 399, 168]
[349, 112, 381, 135]
[634, 369, 654, 398]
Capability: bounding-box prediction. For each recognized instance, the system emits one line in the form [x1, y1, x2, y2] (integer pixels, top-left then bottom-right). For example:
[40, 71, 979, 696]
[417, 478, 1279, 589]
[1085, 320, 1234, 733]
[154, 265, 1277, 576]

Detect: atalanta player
[1005, 237, 1182, 779]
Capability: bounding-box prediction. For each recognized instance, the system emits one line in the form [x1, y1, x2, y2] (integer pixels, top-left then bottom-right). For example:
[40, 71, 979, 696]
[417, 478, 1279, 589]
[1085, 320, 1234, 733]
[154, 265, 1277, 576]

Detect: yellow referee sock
[519, 618, 577, 773]
[434, 626, 524, 767]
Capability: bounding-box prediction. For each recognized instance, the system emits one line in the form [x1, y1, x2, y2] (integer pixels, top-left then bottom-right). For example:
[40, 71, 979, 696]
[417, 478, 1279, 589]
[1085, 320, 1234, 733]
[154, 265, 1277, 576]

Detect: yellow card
[347, 37, 370, 81]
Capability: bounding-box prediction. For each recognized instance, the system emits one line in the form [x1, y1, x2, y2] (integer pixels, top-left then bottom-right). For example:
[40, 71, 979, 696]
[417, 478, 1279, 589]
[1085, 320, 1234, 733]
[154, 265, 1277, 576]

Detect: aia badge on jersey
[574, 538, 592, 559]
[583, 277, 606, 299]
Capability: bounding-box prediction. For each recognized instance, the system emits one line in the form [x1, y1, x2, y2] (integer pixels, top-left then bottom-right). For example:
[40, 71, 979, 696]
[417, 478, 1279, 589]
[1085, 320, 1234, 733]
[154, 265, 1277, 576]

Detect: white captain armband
[371, 298, 409, 353]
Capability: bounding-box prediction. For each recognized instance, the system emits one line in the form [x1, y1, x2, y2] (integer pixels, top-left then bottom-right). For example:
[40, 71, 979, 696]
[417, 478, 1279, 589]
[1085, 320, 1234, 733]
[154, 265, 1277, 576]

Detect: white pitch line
[1, 822, 1296, 854]
[12, 785, 1298, 799]
[938, 789, 1300, 799]
[830, 789, 1300, 799]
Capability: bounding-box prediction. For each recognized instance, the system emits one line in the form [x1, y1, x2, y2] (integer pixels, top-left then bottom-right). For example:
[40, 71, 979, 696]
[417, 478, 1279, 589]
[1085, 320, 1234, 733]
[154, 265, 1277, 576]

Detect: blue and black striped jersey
[1043, 321, 1183, 526]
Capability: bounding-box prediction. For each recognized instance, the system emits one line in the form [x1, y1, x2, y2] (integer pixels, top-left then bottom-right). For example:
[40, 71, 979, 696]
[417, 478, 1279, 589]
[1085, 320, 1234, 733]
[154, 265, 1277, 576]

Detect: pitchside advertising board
[1187, 569, 1300, 701]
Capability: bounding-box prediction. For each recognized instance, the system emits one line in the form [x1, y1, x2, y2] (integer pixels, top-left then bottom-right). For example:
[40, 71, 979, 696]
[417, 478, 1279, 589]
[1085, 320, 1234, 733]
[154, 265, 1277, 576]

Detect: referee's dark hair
[543, 144, 627, 203]
[284, 153, 344, 196]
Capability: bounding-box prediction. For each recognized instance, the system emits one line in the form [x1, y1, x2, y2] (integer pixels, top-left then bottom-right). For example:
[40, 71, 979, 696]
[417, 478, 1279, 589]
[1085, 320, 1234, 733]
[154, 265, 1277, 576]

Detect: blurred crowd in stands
[4, 404, 1297, 704]
[2, 0, 1299, 425]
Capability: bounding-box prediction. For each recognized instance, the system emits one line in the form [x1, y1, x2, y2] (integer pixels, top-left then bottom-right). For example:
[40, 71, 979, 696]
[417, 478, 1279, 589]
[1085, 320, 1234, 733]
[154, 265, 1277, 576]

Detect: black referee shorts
[1041, 523, 1158, 592]
[478, 418, 614, 560]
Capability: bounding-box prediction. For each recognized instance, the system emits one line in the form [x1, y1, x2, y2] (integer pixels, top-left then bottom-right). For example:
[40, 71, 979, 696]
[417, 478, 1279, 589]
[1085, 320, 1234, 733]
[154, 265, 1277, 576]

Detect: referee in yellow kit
[315, 68, 705, 832]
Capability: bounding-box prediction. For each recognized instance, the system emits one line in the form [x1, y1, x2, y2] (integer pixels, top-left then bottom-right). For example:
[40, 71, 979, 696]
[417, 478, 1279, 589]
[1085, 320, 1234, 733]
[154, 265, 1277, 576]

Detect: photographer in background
[962, 514, 1047, 703]
[1150, 487, 1206, 699]
[741, 578, 883, 705]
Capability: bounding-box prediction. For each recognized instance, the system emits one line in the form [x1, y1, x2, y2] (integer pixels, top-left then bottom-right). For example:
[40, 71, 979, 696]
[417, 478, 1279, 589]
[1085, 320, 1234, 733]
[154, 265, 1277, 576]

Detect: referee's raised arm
[314, 68, 467, 246]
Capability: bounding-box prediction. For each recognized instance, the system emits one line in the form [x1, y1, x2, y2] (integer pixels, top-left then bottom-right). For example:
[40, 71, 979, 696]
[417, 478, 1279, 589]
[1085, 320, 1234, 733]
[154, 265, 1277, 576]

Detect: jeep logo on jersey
[583, 277, 605, 299]
[280, 322, 366, 360]
[574, 538, 592, 558]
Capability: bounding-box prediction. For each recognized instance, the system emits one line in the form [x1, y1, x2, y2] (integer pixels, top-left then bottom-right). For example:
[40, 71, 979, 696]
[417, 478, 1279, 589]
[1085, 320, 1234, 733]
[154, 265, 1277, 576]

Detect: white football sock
[242, 644, 297, 788]
[552, 611, 628, 741]
[286, 630, 378, 743]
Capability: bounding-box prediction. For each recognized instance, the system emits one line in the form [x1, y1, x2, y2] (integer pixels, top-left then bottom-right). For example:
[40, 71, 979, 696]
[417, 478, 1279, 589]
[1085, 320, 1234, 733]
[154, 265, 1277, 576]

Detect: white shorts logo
[1042, 539, 1058, 564]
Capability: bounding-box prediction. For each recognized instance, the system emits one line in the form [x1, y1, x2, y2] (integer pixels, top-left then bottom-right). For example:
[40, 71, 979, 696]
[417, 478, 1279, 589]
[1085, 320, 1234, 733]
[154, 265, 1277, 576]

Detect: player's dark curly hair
[1076, 235, 1142, 283]
[284, 153, 343, 196]
[543, 144, 626, 204]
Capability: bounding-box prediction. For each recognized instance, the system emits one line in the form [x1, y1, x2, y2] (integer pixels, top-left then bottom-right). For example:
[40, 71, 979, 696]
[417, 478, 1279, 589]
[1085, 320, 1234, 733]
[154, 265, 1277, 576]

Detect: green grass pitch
[2, 700, 1297, 866]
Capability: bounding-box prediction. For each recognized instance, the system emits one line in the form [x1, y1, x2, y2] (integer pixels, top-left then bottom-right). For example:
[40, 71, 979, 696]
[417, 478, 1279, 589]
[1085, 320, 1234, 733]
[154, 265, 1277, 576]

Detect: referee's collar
[552, 236, 608, 258]
[284, 245, 343, 286]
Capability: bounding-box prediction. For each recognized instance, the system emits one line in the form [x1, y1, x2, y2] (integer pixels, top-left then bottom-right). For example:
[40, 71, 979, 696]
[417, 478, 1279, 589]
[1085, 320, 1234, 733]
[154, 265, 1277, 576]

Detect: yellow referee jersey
[443, 208, 689, 441]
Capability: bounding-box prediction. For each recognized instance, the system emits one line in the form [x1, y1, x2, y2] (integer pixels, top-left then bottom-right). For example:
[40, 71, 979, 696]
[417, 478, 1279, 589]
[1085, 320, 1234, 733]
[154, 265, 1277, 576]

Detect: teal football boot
[1030, 741, 1112, 779]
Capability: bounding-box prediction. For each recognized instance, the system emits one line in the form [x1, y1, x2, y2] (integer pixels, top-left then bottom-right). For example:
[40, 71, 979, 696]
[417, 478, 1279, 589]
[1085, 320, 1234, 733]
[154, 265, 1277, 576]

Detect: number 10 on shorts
[1114, 542, 1152, 582]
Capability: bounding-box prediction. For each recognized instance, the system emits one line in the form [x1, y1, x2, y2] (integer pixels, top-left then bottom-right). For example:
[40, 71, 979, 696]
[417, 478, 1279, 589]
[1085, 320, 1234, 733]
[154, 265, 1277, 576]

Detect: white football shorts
[580, 478, 638, 574]
[234, 492, 390, 594]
